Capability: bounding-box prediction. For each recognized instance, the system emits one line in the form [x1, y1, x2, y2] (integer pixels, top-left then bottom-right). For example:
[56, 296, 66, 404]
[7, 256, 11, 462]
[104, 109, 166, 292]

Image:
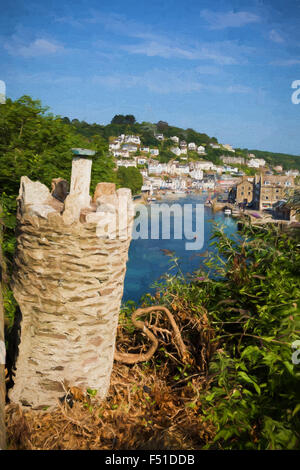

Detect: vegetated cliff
[0, 215, 6, 450]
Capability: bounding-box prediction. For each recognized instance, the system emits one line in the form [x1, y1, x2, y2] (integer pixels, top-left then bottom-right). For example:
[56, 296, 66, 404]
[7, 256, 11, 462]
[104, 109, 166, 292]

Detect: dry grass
[5, 364, 215, 450]
[5, 303, 217, 450]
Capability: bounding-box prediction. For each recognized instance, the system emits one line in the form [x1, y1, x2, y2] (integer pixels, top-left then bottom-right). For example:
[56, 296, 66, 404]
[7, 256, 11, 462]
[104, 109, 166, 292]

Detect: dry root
[114, 306, 188, 364]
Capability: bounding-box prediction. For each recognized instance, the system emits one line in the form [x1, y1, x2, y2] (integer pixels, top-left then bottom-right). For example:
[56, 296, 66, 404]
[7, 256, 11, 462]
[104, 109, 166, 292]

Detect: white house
[210, 143, 221, 149]
[285, 169, 299, 177]
[124, 135, 141, 145]
[167, 162, 177, 175]
[170, 136, 179, 144]
[149, 177, 164, 189]
[190, 169, 203, 180]
[177, 165, 190, 175]
[150, 148, 159, 156]
[141, 183, 152, 192]
[223, 144, 235, 152]
[122, 144, 138, 153]
[109, 141, 121, 151]
[140, 169, 148, 178]
[188, 142, 197, 151]
[155, 133, 164, 141]
[214, 165, 223, 175]
[247, 158, 266, 168]
[117, 159, 137, 168]
[194, 161, 215, 171]
[161, 179, 173, 190]
[141, 147, 150, 153]
[148, 163, 167, 175]
[113, 149, 130, 158]
[170, 178, 187, 190]
[197, 145, 206, 155]
[171, 147, 181, 157]
[136, 157, 147, 165]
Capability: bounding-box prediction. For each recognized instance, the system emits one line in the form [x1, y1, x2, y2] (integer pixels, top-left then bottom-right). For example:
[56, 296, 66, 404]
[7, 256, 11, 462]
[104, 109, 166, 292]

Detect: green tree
[116, 166, 143, 195]
[0, 96, 116, 196]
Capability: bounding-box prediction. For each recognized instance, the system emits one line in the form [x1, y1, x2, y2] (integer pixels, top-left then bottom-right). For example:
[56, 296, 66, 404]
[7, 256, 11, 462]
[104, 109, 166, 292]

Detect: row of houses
[220, 155, 266, 168]
[110, 135, 270, 170]
[109, 133, 238, 160]
[141, 175, 218, 193]
[229, 174, 295, 211]
[116, 158, 233, 180]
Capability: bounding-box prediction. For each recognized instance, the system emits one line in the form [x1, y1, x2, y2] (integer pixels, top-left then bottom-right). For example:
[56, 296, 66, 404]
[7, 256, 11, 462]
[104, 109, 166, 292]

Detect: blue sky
[1, 0, 300, 154]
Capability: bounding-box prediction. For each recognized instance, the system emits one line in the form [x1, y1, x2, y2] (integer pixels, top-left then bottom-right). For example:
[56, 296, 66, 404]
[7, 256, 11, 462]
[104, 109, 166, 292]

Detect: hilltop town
[107, 128, 299, 221]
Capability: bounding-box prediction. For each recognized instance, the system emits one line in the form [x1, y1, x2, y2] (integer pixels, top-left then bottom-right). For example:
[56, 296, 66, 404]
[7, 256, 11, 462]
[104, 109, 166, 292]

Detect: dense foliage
[0, 96, 116, 196]
[0, 96, 117, 271]
[116, 166, 143, 195]
[150, 223, 300, 449]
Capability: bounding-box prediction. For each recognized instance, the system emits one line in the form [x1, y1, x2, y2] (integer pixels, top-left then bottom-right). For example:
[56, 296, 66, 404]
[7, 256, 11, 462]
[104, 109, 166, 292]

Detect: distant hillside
[245, 149, 300, 171]
[63, 114, 300, 171]
[64, 116, 218, 147]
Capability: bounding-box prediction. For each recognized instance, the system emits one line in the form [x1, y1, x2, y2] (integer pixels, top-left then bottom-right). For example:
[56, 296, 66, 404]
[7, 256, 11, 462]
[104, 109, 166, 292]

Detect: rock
[93, 183, 116, 202]
[18, 176, 51, 214]
[117, 188, 132, 200]
[62, 193, 84, 225]
[95, 194, 118, 211]
[85, 212, 104, 224]
[96, 203, 116, 214]
[79, 207, 96, 223]
[51, 178, 69, 203]
[46, 196, 64, 213]
[26, 204, 57, 219]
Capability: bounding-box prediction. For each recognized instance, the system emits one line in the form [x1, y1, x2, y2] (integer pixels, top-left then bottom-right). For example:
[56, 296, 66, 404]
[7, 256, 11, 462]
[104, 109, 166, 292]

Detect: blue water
[122, 194, 237, 304]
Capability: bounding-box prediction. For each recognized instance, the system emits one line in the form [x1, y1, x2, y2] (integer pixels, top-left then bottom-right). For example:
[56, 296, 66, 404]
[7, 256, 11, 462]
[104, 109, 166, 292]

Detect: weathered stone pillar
[9, 152, 134, 408]
[0, 217, 6, 449]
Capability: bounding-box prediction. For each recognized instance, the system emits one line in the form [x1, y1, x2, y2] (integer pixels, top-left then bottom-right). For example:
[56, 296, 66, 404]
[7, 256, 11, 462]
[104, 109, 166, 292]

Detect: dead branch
[114, 306, 188, 364]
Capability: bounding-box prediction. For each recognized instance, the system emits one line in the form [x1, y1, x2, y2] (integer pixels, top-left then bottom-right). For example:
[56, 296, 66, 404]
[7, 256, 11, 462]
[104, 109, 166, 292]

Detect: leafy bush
[152, 224, 300, 449]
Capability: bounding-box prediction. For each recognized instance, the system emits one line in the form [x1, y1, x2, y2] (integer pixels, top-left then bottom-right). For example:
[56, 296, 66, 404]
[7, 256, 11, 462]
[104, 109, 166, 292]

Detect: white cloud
[56, 11, 251, 65]
[120, 38, 254, 65]
[270, 58, 300, 66]
[201, 9, 261, 29]
[92, 68, 253, 95]
[4, 37, 63, 58]
[226, 84, 252, 94]
[122, 40, 237, 64]
[269, 30, 285, 43]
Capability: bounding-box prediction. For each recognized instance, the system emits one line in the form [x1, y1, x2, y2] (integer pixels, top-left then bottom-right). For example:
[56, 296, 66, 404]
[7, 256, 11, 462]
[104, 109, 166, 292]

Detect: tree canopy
[116, 166, 143, 195]
[0, 96, 116, 196]
[111, 114, 136, 125]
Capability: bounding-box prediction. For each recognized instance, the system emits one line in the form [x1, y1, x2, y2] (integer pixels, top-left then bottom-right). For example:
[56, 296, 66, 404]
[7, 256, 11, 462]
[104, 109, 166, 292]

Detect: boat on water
[231, 209, 240, 218]
[223, 206, 232, 215]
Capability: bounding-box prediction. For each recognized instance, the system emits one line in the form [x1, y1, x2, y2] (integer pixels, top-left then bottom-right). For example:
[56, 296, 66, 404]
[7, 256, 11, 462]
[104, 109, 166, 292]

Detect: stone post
[70, 156, 92, 209]
[0, 216, 6, 449]
[9, 152, 134, 408]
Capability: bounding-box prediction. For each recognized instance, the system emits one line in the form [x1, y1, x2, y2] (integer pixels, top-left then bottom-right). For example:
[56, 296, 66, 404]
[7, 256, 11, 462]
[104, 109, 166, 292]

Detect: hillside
[67, 115, 300, 170]
[246, 149, 300, 171]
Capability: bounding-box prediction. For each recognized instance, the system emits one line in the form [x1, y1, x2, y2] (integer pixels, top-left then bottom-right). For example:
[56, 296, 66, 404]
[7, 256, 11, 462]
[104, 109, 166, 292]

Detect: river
[122, 194, 238, 304]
